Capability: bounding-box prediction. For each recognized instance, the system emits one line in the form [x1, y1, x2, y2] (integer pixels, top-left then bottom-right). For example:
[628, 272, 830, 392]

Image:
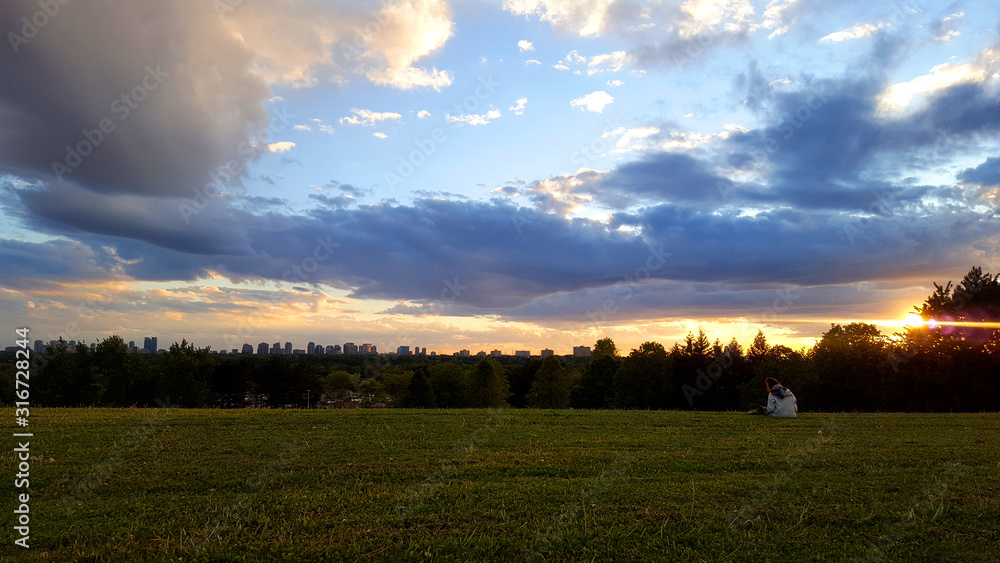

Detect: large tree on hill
[466, 358, 511, 408]
[912, 266, 1000, 346]
[402, 366, 436, 408]
[527, 355, 577, 408]
[592, 337, 619, 360]
[811, 323, 890, 411]
[614, 342, 672, 409]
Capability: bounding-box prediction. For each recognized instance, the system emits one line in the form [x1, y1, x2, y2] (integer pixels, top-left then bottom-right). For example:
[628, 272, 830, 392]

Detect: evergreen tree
[402, 366, 436, 408]
[527, 356, 577, 408]
[466, 358, 511, 407]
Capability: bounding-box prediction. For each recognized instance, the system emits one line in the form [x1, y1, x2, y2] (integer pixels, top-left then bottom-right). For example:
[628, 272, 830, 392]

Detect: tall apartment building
[573, 346, 592, 357]
[541, 349, 554, 358]
[242, 343, 253, 355]
[514, 350, 530, 358]
[490, 350, 502, 357]
[343, 342, 358, 354]
[257, 342, 269, 355]
[143, 336, 157, 354]
[284, 342, 292, 355]
[307, 342, 316, 355]
[326, 344, 341, 355]
[271, 342, 281, 354]
[396, 345, 410, 356]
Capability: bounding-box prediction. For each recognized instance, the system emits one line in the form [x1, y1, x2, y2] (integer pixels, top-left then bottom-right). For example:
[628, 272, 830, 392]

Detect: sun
[902, 313, 924, 327]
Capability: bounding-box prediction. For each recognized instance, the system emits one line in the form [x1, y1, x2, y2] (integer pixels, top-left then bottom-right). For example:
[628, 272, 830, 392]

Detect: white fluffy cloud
[267, 141, 296, 153]
[571, 91, 614, 113]
[503, 0, 614, 36]
[218, 0, 454, 90]
[820, 22, 884, 43]
[509, 97, 528, 115]
[518, 40, 535, 52]
[446, 108, 502, 126]
[339, 108, 403, 126]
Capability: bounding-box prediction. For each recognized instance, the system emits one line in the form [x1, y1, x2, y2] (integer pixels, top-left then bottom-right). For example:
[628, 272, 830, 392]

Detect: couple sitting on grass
[747, 377, 798, 418]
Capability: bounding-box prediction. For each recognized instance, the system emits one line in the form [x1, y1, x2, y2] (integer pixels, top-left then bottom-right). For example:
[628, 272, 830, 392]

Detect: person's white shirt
[766, 387, 798, 418]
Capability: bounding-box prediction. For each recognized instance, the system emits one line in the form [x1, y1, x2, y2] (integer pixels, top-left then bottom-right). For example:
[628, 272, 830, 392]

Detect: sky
[2, 0, 1000, 355]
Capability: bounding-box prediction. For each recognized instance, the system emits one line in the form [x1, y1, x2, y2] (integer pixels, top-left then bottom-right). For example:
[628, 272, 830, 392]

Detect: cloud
[373, 132, 388, 139]
[876, 61, 990, 116]
[312, 119, 336, 134]
[558, 50, 630, 75]
[820, 22, 884, 43]
[446, 108, 502, 125]
[525, 59, 542, 66]
[267, 142, 296, 153]
[607, 79, 623, 87]
[363, 0, 454, 91]
[214, 0, 455, 90]
[509, 97, 528, 115]
[339, 108, 403, 126]
[0, 0, 271, 198]
[518, 40, 535, 52]
[930, 12, 963, 43]
[293, 124, 312, 131]
[503, 0, 615, 36]
[571, 91, 614, 113]
[417, 110, 431, 119]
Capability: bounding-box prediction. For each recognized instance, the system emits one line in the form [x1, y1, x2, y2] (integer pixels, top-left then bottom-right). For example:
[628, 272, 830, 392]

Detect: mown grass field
[2, 409, 998, 562]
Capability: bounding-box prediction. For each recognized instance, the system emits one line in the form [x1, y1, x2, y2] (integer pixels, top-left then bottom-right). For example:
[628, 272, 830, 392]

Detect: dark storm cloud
[959, 156, 1000, 186]
[0, 239, 117, 289]
[0, 0, 271, 197]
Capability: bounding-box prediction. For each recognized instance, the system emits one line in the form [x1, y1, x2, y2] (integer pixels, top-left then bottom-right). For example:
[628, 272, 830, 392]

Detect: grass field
[2, 409, 998, 562]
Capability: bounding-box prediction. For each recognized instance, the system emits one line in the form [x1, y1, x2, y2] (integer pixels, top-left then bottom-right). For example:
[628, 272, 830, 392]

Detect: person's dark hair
[764, 377, 781, 393]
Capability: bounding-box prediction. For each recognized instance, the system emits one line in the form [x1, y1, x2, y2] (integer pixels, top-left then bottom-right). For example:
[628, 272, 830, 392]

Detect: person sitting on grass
[746, 377, 798, 418]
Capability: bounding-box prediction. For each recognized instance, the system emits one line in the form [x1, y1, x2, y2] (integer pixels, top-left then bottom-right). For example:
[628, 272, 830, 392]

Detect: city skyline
[15, 334, 594, 359]
[3, 1, 1000, 356]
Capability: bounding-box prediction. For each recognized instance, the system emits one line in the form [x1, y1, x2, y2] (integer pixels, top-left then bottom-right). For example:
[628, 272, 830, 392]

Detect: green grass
[2, 409, 998, 562]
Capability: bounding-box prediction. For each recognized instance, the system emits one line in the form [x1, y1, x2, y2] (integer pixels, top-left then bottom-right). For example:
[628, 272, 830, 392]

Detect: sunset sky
[2, 0, 1000, 355]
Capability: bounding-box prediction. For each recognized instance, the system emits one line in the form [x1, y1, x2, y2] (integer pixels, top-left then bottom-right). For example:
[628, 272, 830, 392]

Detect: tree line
[4, 267, 998, 411]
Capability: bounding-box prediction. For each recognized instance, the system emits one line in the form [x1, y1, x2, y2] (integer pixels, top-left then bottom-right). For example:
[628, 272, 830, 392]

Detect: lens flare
[902, 313, 924, 327]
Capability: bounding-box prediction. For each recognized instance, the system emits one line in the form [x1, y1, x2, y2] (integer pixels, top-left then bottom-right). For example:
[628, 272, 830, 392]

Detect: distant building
[459, 349, 470, 357]
[143, 336, 157, 355]
[573, 346, 591, 357]
[343, 342, 358, 355]
[293, 349, 305, 355]
[397, 345, 411, 356]
[514, 350, 530, 358]
[541, 349, 554, 358]
[307, 342, 316, 355]
[33, 340, 44, 354]
[284, 342, 292, 355]
[242, 343, 253, 355]
[271, 342, 281, 355]
[257, 342, 269, 355]
[231, 348, 238, 355]
[490, 350, 503, 358]
[314, 345, 325, 355]
[475, 351, 487, 358]
[327, 345, 340, 355]
[127, 341, 136, 353]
